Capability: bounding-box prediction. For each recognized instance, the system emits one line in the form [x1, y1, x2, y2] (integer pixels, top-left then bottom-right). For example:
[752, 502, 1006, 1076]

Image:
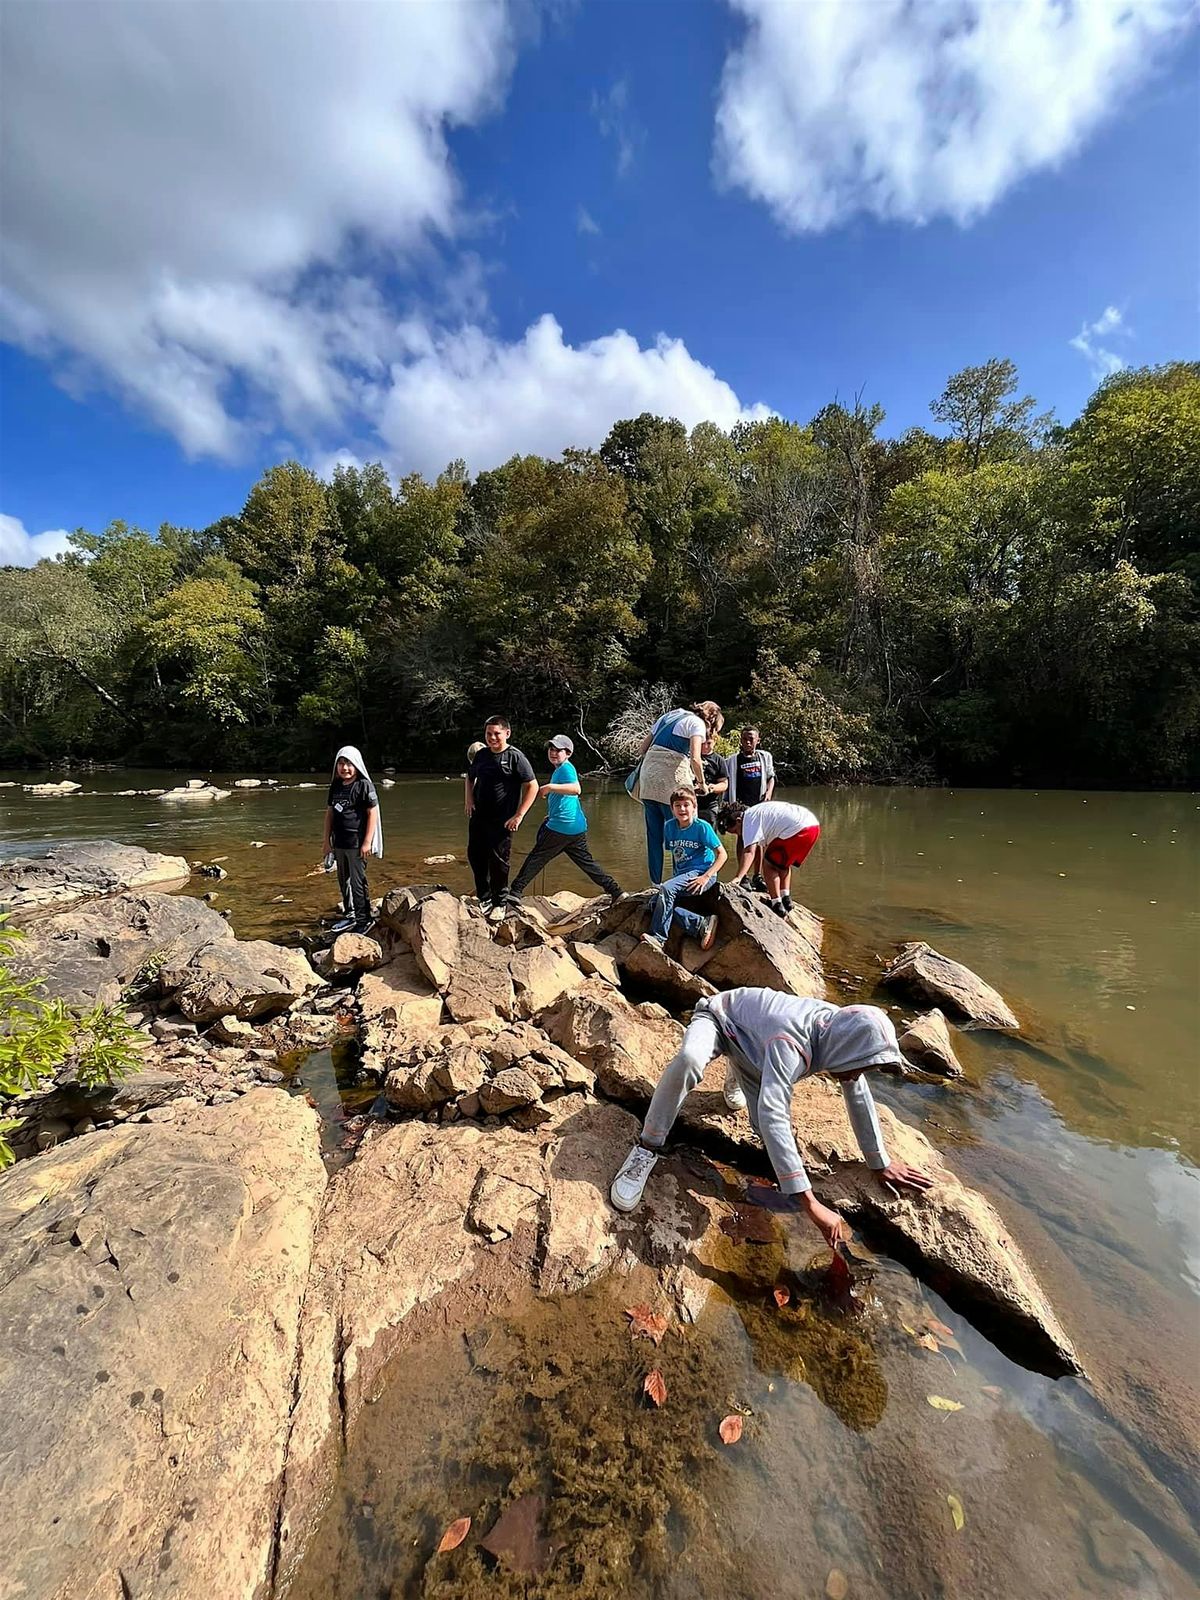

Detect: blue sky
[1, 0, 1197, 561]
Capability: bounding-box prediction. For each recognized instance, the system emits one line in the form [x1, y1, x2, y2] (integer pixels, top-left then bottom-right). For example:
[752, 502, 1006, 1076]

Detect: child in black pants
[323, 744, 382, 932]
[464, 716, 538, 919]
[511, 735, 622, 903]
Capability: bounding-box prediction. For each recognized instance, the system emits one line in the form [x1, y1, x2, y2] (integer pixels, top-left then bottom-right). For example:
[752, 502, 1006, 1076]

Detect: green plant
[0, 917, 140, 1166]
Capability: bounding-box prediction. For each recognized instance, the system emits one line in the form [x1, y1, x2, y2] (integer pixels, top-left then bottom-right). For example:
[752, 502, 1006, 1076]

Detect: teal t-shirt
[546, 760, 587, 835]
[664, 817, 721, 877]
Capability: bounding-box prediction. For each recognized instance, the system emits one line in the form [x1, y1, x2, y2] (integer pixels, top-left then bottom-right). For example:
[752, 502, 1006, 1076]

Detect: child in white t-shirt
[719, 799, 819, 917]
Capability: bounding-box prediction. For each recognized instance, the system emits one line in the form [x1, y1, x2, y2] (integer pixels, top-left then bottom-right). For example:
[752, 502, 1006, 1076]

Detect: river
[3, 770, 1198, 1598]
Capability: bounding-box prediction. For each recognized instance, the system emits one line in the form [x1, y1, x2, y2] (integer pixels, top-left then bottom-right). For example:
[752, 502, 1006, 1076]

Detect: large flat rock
[0, 1091, 326, 1600]
[882, 940, 1019, 1031]
[162, 937, 321, 1023]
[0, 841, 191, 914]
[8, 891, 233, 1009]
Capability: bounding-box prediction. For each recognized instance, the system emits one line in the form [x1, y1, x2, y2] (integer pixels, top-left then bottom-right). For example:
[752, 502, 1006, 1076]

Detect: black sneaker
[781, 894, 794, 913]
[768, 898, 788, 919]
[750, 874, 768, 893]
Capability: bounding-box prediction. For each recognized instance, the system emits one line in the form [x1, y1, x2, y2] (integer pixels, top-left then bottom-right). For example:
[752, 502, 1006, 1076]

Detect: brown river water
[3, 771, 1198, 1598]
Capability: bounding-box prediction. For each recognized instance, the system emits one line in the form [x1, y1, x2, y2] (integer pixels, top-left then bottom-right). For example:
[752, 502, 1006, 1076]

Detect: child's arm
[360, 802, 378, 857]
[507, 778, 539, 831]
[841, 1077, 934, 1193]
[323, 806, 334, 854]
[764, 756, 776, 801]
[758, 1045, 851, 1247]
[464, 775, 474, 817]
[691, 841, 727, 888]
[538, 779, 582, 796]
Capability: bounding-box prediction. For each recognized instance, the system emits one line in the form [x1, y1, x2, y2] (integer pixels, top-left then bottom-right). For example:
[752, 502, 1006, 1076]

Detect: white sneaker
[723, 1065, 747, 1111]
[641, 932, 666, 952]
[610, 1144, 660, 1212]
[487, 900, 506, 923]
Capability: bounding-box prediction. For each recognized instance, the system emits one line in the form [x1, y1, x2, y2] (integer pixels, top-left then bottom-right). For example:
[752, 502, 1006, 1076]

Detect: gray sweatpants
[333, 847, 369, 922]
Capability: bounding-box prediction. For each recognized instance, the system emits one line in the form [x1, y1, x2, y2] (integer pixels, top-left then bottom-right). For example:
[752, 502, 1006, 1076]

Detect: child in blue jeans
[643, 788, 727, 954]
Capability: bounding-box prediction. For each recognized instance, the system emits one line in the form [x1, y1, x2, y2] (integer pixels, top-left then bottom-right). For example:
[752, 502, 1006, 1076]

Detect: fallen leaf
[644, 1369, 667, 1407]
[923, 1315, 956, 1341]
[915, 1332, 940, 1353]
[772, 1284, 791, 1308]
[718, 1414, 743, 1444]
[625, 1304, 669, 1346]
[826, 1568, 849, 1599]
[437, 1517, 471, 1553]
[947, 1493, 965, 1532]
[480, 1495, 559, 1574]
[926, 1395, 964, 1412]
[981, 1384, 1002, 1398]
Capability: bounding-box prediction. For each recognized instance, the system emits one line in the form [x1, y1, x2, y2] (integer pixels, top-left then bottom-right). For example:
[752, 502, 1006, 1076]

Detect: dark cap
[547, 734, 574, 753]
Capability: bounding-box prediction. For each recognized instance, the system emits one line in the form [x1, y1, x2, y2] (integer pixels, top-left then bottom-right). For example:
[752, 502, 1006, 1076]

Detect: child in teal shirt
[510, 736, 623, 901]
[644, 788, 727, 950]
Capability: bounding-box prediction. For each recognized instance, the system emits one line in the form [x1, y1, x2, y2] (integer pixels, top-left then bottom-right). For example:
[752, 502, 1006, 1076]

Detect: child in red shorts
[719, 799, 820, 917]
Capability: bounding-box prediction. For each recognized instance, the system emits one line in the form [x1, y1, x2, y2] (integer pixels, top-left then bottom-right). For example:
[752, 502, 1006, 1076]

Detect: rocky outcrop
[0, 1092, 326, 1600]
[313, 931, 383, 978]
[8, 891, 233, 1008]
[685, 886, 824, 997]
[22, 779, 82, 796]
[899, 1008, 964, 1076]
[160, 938, 319, 1023]
[0, 841, 190, 913]
[882, 940, 1020, 1030]
[158, 779, 231, 802]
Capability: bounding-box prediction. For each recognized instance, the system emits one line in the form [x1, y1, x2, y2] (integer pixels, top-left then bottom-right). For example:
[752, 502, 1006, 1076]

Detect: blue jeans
[649, 872, 711, 942]
[642, 800, 675, 884]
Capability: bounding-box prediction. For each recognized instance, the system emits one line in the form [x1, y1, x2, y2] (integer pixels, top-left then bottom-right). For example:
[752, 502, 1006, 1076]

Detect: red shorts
[764, 823, 820, 872]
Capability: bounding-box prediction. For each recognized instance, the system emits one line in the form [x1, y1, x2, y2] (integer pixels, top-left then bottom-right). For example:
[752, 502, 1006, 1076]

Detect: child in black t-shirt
[464, 716, 538, 918]
[323, 744, 382, 932]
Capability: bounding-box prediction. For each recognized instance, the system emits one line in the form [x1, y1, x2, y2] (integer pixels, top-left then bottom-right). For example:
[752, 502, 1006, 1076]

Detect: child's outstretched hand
[874, 1161, 934, 1198]
[798, 1194, 851, 1247]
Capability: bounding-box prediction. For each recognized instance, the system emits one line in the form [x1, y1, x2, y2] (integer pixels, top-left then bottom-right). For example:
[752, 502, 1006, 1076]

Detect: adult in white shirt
[631, 700, 723, 883]
[718, 798, 820, 917]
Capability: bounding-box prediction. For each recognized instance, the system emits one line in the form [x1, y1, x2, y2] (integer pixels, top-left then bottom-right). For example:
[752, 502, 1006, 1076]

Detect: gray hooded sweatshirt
[700, 989, 899, 1195]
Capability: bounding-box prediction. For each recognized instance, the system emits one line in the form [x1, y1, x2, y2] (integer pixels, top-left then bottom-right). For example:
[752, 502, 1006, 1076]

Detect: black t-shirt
[698, 751, 726, 825]
[327, 776, 378, 848]
[469, 746, 535, 819]
[736, 749, 768, 806]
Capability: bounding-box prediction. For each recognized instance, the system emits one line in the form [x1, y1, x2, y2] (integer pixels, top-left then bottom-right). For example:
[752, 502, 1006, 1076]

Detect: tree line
[2, 358, 1196, 787]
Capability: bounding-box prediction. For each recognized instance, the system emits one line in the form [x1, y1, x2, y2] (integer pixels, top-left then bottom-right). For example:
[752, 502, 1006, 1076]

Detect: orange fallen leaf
[718, 1414, 743, 1444]
[826, 1568, 849, 1599]
[437, 1516, 471, 1553]
[625, 1303, 669, 1346]
[772, 1284, 790, 1308]
[923, 1314, 956, 1341]
[644, 1369, 667, 1407]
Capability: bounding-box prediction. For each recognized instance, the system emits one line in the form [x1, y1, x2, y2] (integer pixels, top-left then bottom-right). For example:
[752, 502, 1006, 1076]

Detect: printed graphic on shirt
[665, 818, 721, 878]
[736, 750, 766, 805]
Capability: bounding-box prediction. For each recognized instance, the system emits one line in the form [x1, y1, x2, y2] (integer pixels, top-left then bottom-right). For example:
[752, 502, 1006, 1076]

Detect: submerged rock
[0, 1092, 326, 1600]
[899, 1008, 965, 1076]
[882, 940, 1019, 1030]
[0, 841, 190, 913]
[158, 780, 231, 802]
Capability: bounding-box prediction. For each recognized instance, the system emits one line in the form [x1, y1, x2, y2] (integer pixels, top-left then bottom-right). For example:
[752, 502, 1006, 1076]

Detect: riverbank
[1, 837, 1198, 1597]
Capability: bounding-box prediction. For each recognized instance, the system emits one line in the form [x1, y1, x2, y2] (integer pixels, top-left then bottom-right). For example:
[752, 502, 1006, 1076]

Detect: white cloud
[715, 0, 1196, 232]
[577, 206, 601, 236]
[591, 77, 643, 177]
[1071, 304, 1132, 378]
[0, 0, 516, 458]
[373, 314, 772, 477]
[0, 515, 75, 567]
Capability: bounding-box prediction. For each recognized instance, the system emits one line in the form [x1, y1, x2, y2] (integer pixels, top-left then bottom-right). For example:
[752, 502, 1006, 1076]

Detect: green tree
[141, 563, 264, 729]
[932, 358, 1050, 471]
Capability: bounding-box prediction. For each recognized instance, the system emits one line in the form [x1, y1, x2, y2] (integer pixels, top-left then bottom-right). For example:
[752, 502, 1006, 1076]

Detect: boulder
[158, 781, 231, 802]
[683, 886, 824, 998]
[3, 1069, 190, 1159]
[509, 941, 588, 1018]
[478, 1066, 543, 1114]
[314, 931, 383, 978]
[357, 952, 443, 1055]
[0, 842, 191, 913]
[899, 1008, 964, 1077]
[0, 1091, 326, 1600]
[444, 917, 515, 1023]
[162, 938, 319, 1023]
[539, 981, 683, 1102]
[8, 891, 233, 1009]
[882, 940, 1019, 1030]
[396, 889, 461, 989]
[206, 1015, 258, 1046]
[22, 779, 82, 796]
[621, 937, 718, 1009]
[569, 940, 622, 987]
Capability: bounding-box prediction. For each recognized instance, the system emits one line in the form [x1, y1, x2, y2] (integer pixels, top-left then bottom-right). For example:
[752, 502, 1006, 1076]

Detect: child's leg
[488, 821, 515, 902]
[347, 854, 370, 924]
[511, 824, 568, 896]
[563, 833, 622, 897]
[763, 856, 785, 900]
[333, 849, 352, 914]
[649, 872, 691, 941]
[466, 816, 491, 898]
[640, 1012, 722, 1147]
[642, 801, 671, 884]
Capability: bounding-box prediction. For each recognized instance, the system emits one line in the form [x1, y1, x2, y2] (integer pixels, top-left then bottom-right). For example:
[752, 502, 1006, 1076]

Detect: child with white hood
[322, 744, 382, 932]
[610, 989, 932, 1243]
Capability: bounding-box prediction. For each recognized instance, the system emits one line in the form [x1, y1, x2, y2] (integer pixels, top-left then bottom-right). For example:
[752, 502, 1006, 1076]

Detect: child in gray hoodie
[610, 988, 932, 1243]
